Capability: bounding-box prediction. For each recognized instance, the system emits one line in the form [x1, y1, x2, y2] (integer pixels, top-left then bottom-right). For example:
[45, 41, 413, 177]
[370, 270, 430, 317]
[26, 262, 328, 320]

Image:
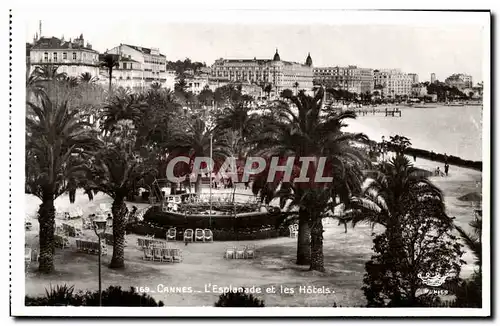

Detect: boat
[444, 102, 465, 107]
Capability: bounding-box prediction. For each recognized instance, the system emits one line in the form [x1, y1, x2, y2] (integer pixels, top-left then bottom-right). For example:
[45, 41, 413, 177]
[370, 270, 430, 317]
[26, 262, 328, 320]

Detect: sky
[23, 9, 485, 84]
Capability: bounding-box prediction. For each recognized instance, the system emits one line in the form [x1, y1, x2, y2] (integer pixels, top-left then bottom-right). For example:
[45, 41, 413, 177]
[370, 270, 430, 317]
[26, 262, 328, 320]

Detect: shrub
[126, 221, 289, 241]
[214, 291, 265, 307]
[25, 285, 164, 307]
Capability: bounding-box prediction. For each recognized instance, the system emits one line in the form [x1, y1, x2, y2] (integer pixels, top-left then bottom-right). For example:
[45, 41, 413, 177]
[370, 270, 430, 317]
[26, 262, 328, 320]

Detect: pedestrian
[413, 154, 416, 162]
[445, 163, 449, 176]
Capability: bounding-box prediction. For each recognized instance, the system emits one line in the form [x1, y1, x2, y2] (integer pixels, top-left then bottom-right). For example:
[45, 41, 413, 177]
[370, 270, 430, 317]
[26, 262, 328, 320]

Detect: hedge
[143, 206, 286, 230]
[126, 221, 290, 241]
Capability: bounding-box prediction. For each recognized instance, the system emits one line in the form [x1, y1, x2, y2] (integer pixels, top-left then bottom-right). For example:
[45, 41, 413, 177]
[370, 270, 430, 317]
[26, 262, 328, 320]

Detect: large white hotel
[210, 50, 314, 95]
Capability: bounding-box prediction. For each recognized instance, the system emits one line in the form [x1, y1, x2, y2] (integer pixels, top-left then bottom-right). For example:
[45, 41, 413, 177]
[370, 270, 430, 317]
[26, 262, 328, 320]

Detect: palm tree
[100, 54, 120, 94]
[79, 72, 98, 84]
[350, 154, 444, 229]
[150, 81, 162, 91]
[251, 88, 368, 268]
[32, 64, 67, 81]
[214, 103, 260, 157]
[100, 94, 146, 133]
[168, 118, 230, 194]
[456, 213, 482, 272]
[90, 120, 155, 269]
[26, 95, 99, 273]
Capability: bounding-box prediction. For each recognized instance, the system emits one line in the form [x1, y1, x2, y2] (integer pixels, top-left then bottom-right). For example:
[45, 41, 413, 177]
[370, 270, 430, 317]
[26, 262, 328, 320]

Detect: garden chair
[166, 228, 177, 242]
[153, 247, 163, 262]
[172, 248, 182, 263]
[183, 229, 194, 242]
[143, 248, 153, 261]
[224, 247, 235, 259]
[194, 229, 205, 242]
[293, 223, 299, 231]
[203, 229, 214, 242]
[244, 245, 256, 259]
[162, 248, 173, 263]
[288, 225, 298, 238]
[137, 238, 146, 249]
[235, 247, 245, 259]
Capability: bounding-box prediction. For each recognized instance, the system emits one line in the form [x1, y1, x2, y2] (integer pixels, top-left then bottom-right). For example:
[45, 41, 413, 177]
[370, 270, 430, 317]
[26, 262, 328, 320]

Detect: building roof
[31, 37, 98, 53]
[122, 44, 166, 57]
[120, 56, 139, 63]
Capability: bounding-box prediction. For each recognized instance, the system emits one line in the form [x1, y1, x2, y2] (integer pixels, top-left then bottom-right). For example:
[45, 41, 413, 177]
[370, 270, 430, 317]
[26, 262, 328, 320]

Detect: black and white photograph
[8, 5, 491, 317]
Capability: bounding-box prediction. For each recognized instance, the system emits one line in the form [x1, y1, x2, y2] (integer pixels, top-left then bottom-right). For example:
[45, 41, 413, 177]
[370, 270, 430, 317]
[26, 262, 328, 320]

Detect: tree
[264, 84, 273, 98]
[150, 81, 162, 91]
[280, 89, 294, 99]
[31, 64, 67, 82]
[214, 103, 260, 158]
[251, 88, 368, 269]
[445, 214, 482, 307]
[198, 87, 214, 106]
[174, 78, 188, 94]
[168, 118, 230, 194]
[351, 156, 441, 230]
[90, 120, 156, 269]
[100, 54, 120, 94]
[79, 72, 98, 84]
[26, 95, 99, 273]
[100, 94, 146, 133]
[362, 183, 463, 307]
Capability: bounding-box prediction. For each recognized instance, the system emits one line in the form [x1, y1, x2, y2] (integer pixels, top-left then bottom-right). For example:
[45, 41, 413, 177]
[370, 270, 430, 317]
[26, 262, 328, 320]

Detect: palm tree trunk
[108, 69, 112, 95]
[296, 208, 311, 265]
[38, 197, 56, 273]
[309, 218, 325, 272]
[110, 195, 127, 269]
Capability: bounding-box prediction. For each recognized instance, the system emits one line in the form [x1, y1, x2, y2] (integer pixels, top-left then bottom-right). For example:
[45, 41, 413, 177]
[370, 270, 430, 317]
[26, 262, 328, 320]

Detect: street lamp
[93, 219, 107, 306]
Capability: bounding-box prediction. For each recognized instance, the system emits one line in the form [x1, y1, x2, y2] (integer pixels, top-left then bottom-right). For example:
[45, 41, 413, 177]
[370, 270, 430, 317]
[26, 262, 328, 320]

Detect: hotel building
[373, 69, 413, 97]
[210, 50, 314, 95]
[103, 43, 175, 90]
[29, 34, 100, 78]
[444, 73, 473, 90]
[408, 73, 419, 84]
[313, 66, 374, 94]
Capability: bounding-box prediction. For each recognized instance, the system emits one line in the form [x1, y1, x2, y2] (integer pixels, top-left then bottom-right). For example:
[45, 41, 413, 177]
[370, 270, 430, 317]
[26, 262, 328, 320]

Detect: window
[123, 63, 127, 69]
[53, 52, 57, 62]
[63, 52, 67, 60]
[44, 52, 48, 61]
[72, 52, 77, 60]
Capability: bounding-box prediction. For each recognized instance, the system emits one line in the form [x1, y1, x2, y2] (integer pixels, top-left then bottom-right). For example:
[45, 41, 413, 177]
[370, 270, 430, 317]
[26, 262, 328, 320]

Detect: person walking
[444, 163, 449, 176]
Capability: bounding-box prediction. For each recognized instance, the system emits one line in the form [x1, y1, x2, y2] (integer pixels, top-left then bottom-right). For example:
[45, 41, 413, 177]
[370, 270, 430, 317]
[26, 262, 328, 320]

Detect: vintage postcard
[9, 6, 490, 317]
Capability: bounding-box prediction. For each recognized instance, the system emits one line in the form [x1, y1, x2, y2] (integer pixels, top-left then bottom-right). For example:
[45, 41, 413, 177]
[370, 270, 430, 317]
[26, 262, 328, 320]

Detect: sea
[344, 105, 483, 162]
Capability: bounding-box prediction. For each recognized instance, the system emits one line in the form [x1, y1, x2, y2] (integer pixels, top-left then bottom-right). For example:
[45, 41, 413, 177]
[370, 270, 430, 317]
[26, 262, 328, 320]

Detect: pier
[356, 107, 402, 117]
